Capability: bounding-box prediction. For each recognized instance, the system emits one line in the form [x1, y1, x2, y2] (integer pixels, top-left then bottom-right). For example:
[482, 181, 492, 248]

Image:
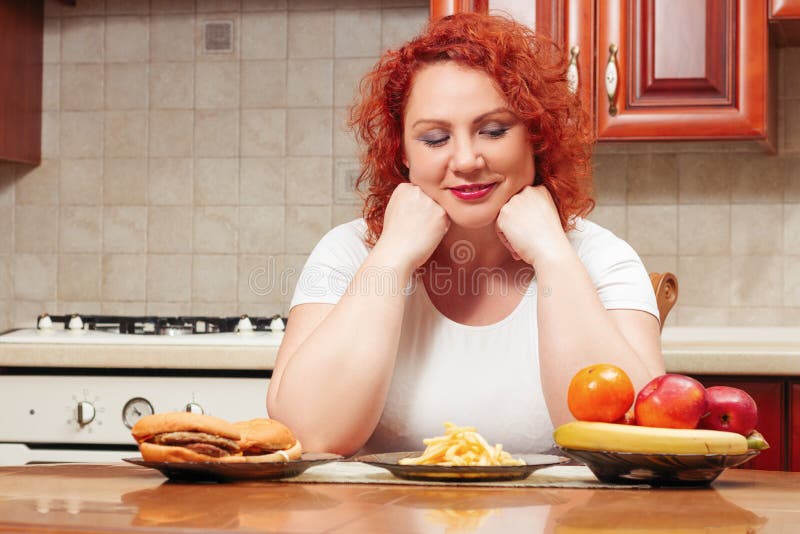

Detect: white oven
[0, 315, 284, 465]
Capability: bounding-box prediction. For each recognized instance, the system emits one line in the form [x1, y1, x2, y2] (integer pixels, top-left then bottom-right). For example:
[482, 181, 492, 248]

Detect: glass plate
[123, 453, 342, 483]
[356, 452, 569, 482]
[558, 447, 760, 487]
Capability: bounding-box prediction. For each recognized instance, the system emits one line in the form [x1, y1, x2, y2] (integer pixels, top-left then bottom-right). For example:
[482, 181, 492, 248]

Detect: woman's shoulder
[566, 217, 639, 260]
[566, 217, 619, 245]
[318, 218, 369, 247]
[310, 218, 371, 261]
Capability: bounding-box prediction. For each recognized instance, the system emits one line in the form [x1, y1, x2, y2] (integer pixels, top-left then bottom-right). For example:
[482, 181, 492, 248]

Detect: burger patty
[152, 432, 240, 456]
[183, 443, 231, 457]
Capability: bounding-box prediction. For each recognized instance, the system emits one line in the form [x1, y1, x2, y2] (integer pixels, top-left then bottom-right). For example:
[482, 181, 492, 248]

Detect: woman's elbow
[266, 401, 364, 457]
[300, 435, 363, 458]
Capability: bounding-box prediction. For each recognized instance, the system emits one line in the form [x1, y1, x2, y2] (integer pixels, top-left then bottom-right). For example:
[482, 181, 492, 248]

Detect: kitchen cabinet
[430, 0, 488, 20]
[693, 376, 786, 471]
[0, 0, 43, 165]
[773, 0, 800, 14]
[430, 0, 775, 149]
[573, 0, 774, 146]
[792, 382, 800, 471]
[770, 0, 800, 45]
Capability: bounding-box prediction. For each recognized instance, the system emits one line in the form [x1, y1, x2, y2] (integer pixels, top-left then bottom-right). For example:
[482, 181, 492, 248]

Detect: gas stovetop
[0, 314, 288, 348]
[0, 314, 283, 464]
[30, 313, 287, 335]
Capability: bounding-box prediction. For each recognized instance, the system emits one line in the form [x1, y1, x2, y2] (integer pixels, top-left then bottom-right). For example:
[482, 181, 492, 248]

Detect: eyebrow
[411, 107, 515, 129]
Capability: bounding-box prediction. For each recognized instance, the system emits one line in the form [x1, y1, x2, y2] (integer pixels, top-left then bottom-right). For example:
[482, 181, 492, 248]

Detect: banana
[553, 421, 748, 455]
[746, 430, 770, 450]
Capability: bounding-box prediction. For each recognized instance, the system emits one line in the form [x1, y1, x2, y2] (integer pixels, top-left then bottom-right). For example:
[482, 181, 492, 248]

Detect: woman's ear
[400, 152, 410, 179]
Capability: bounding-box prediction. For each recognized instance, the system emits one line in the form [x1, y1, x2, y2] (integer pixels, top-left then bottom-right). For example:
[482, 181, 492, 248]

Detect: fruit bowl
[558, 447, 760, 487]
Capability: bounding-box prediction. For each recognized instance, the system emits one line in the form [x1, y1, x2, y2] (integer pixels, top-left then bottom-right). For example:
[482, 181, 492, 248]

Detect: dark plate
[356, 452, 569, 483]
[558, 448, 761, 487]
[123, 453, 342, 483]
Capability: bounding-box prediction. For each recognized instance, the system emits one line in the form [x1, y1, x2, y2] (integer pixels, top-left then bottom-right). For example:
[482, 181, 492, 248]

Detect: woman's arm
[267, 246, 415, 456]
[534, 244, 664, 426]
[496, 186, 664, 427]
[267, 184, 449, 456]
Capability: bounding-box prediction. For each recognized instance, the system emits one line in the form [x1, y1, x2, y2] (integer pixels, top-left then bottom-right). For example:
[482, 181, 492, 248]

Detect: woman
[267, 13, 664, 456]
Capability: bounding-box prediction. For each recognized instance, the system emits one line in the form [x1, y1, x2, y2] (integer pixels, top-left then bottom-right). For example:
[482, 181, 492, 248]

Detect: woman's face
[402, 61, 535, 229]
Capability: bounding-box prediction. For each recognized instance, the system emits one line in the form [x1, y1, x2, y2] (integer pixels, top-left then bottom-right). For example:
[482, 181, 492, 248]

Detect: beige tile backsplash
[0, 0, 799, 331]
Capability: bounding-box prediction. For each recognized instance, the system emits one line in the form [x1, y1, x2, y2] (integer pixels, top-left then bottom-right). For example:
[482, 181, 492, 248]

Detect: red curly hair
[349, 12, 595, 247]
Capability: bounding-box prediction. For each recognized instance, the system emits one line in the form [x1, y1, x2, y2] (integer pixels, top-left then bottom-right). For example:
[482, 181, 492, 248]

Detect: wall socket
[334, 158, 361, 205]
[203, 20, 234, 54]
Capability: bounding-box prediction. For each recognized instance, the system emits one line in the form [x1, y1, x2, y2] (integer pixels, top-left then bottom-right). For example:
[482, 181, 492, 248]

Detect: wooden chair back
[649, 272, 678, 331]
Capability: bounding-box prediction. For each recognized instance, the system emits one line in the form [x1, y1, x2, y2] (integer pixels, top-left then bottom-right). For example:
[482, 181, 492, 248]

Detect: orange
[567, 363, 635, 422]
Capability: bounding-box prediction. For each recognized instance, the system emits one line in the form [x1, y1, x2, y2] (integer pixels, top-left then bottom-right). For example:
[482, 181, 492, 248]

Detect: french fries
[398, 422, 525, 467]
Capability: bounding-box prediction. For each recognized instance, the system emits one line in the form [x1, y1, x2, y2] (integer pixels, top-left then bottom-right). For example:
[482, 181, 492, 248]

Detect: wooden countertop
[0, 463, 797, 533]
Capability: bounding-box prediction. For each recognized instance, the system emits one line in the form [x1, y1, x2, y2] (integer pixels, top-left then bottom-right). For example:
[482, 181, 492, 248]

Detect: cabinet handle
[604, 43, 619, 116]
[567, 46, 580, 94]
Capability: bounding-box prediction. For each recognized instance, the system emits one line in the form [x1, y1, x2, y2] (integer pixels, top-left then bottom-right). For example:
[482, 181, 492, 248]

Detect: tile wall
[0, 0, 428, 328]
[0, 0, 798, 329]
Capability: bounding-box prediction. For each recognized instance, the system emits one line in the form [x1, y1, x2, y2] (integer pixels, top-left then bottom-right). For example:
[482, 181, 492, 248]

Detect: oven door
[0, 373, 271, 466]
[0, 444, 136, 465]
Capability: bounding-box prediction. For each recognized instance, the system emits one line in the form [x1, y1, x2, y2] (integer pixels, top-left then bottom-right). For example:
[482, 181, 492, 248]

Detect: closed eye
[480, 125, 510, 139]
[419, 134, 449, 147]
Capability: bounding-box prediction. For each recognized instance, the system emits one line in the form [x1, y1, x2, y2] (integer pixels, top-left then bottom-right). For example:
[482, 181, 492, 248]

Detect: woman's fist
[378, 183, 450, 269]
[495, 185, 569, 266]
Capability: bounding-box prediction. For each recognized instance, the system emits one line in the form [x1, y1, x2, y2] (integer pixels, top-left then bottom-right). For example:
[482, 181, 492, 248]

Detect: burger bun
[131, 412, 240, 443]
[230, 418, 302, 462]
[139, 442, 239, 463]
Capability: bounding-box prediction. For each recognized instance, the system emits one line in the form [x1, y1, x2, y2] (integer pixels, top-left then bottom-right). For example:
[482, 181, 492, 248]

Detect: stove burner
[35, 314, 288, 335]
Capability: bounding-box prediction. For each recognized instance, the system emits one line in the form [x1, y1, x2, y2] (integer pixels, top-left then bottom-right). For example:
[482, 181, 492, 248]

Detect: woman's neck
[429, 222, 516, 270]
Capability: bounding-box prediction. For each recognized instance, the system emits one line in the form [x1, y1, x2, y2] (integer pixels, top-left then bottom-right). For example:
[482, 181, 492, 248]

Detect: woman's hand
[376, 183, 451, 270]
[495, 185, 570, 267]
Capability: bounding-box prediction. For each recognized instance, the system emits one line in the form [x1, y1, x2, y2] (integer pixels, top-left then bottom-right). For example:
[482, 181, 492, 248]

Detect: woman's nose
[449, 139, 485, 173]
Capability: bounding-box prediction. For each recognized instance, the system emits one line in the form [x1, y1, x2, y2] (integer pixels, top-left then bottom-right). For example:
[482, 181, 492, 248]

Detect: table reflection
[345, 487, 565, 533]
[552, 488, 766, 533]
[121, 482, 341, 530]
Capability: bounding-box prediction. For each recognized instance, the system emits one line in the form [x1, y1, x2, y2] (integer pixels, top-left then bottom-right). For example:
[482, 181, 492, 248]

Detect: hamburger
[131, 412, 242, 463]
[232, 418, 302, 462]
[131, 412, 302, 463]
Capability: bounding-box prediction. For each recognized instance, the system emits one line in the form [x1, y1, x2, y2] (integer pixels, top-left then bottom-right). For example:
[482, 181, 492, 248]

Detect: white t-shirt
[290, 218, 658, 454]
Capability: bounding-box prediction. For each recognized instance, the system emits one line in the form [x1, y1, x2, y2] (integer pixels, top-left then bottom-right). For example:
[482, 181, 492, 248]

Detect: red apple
[698, 386, 758, 436]
[634, 374, 707, 429]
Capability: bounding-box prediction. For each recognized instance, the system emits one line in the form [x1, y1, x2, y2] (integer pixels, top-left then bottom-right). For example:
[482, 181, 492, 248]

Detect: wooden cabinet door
[0, 1, 43, 165]
[430, 0, 488, 20]
[596, 0, 772, 144]
[694, 377, 785, 471]
[791, 382, 800, 472]
[564, 0, 595, 127]
[770, 0, 800, 45]
[772, 0, 800, 17]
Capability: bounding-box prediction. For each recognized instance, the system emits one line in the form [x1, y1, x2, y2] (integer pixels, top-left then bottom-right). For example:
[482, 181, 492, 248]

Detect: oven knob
[77, 401, 96, 425]
[185, 402, 204, 414]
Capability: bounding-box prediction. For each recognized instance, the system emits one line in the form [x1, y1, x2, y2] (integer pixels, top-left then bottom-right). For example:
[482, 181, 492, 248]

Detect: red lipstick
[449, 183, 496, 201]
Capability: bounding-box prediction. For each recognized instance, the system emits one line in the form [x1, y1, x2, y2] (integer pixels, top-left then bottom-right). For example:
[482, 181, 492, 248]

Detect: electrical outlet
[334, 158, 361, 205]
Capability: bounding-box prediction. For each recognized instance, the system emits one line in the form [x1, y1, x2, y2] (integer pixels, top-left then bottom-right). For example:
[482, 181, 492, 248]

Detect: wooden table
[0, 463, 798, 533]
